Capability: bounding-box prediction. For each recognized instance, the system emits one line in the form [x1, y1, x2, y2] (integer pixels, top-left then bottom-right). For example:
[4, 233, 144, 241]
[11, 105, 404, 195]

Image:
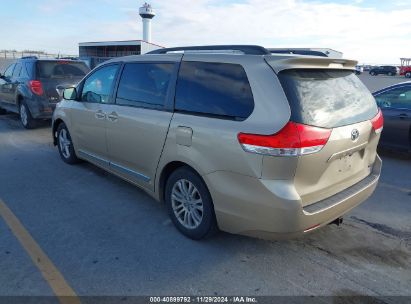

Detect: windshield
[36, 61, 89, 79]
[279, 69, 378, 128]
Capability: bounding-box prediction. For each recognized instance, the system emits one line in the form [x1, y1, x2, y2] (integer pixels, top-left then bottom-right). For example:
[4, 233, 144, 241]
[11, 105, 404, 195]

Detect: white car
[355, 65, 364, 75]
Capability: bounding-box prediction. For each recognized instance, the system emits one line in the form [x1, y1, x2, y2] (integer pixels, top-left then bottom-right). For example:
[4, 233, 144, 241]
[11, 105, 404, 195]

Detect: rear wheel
[19, 101, 36, 129]
[165, 167, 218, 240]
[57, 123, 79, 164]
[370, 71, 376, 76]
[388, 72, 394, 76]
[405, 72, 411, 78]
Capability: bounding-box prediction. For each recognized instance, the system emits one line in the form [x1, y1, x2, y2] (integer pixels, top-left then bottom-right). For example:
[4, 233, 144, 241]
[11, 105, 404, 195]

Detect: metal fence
[0, 51, 77, 59]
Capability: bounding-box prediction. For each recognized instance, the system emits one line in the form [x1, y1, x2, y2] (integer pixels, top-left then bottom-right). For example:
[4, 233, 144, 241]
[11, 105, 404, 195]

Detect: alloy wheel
[171, 179, 204, 229]
[20, 105, 28, 126]
[59, 129, 71, 159]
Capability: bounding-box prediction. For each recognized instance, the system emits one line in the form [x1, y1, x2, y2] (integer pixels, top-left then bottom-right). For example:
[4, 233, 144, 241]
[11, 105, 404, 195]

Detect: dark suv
[0, 57, 90, 128]
[369, 65, 397, 76]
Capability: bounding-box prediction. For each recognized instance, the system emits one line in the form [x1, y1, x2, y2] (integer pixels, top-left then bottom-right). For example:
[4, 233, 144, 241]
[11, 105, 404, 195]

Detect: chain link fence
[0, 50, 77, 59]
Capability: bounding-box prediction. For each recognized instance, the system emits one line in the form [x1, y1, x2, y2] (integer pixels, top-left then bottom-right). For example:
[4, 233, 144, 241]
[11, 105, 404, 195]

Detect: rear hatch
[36, 60, 90, 102]
[266, 57, 381, 206]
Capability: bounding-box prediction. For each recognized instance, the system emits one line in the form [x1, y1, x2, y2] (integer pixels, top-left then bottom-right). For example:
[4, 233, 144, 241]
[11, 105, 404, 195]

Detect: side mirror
[0, 73, 4, 79]
[63, 87, 78, 100]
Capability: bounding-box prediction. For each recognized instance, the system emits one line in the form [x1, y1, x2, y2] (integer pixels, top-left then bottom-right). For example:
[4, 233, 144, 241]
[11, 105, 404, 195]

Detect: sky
[0, 0, 410, 64]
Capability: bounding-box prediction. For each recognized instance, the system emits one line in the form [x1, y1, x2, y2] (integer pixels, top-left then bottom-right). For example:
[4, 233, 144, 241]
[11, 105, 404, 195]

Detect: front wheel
[370, 71, 376, 76]
[406, 72, 411, 78]
[165, 167, 218, 240]
[57, 123, 80, 164]
[19, 101, 36, 129]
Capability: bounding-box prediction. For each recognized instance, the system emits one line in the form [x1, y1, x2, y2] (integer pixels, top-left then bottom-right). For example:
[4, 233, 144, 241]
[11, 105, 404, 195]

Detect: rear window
[175, 61, 254, 120]
[36, 61, 89, 79]
[279, 69, 378, 128]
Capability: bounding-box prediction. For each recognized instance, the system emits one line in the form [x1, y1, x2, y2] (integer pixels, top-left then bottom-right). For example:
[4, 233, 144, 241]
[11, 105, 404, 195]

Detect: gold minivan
[52, 46, 383, 240]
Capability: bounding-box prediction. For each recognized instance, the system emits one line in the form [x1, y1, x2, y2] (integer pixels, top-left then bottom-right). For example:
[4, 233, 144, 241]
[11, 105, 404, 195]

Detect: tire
[56, 122, 80, 164]
[165, 167, 218, 240]
[406, 72, 411, 78]
[388, 72, 393, 76]
[19, 100, 36, 129]
[370, 71, 376, 76]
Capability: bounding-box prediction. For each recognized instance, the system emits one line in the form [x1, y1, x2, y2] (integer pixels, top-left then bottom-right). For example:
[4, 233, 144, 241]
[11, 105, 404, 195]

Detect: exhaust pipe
[329, 217, 343, 226]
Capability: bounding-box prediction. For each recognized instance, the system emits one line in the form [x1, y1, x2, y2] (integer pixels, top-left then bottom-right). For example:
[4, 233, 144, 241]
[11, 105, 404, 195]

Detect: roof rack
[57, 57, 79, 60]
[147, 45, 271, 55]
[20, 56, 38, 60]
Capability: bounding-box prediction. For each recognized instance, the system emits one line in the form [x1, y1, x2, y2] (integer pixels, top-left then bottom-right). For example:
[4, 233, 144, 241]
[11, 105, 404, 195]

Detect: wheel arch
[16, 94, 23, 108]
[157, 161, 207, 204]
[52, 118, 65, 145]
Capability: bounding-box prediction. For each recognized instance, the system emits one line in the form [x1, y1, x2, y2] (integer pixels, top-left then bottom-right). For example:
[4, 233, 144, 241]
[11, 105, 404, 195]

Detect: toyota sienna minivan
[52, 45, 383, 240]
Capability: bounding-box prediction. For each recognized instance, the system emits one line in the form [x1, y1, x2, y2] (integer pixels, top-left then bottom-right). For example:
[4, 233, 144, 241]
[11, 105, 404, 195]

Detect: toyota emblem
[351, 129, 359, 141]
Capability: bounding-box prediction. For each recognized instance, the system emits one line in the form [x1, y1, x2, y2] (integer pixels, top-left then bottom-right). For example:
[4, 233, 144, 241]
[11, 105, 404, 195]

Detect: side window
[24, 63, 33, 78]
[81, 64, 119, 103]
[375, 87, 411, 110]
[4, 64, 15, 78]
[19, 64, 29, 78]
[12, 63, 22, 78]
[116, 63, 174, 108]
[175, 61, 254, 120]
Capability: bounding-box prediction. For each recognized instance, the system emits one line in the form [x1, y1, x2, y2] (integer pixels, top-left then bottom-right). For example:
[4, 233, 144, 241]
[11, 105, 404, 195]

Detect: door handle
[398, 113, 408, 119]
[95, 111, 106, 120]
[107, 112, 118, 122]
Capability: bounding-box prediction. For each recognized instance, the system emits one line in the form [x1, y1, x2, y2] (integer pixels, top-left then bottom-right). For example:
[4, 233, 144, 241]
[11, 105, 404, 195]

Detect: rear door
[7, 63, 23, 104]
[277, 69, 380, 206]
[375, 86, 411, 150]
[104, 58, 179, 190]
[0, 64, 16, 104]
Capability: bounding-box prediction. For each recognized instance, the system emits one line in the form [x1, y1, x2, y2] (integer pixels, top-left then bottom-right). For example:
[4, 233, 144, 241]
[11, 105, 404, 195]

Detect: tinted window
[19, 64, 29, 78]
[81, 64, 119, 103]
[175, 62, 254, 120]
[375, 87, 411, 110]
[37, 61, 89, 78]
[12, 64, 22, 78]
[4, 64, 15, 78]
[116, 63, 174, 107]
[279, 69, 378, 128]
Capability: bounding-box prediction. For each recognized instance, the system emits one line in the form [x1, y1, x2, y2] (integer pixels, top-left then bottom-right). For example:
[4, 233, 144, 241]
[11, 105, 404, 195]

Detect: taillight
[29, 80, 43, 96]
[238, 122, 331, 157]
[371, 109, 383, 134]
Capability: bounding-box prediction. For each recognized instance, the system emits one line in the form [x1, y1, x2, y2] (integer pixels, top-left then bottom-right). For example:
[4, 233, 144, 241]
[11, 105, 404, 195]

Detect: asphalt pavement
[358, 73, 408, 93]
[0, 73, 410, 302]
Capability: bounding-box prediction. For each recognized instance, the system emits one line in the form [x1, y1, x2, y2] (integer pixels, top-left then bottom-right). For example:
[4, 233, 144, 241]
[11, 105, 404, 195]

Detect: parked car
[373, 82, 411, 152]
[52, 45, 382, 240]
[0, 57, 90, 128]
[399, 58, 411, 78]
[369, 65, 397, 76]
[355, 65, 363, 75]
[399, 67, 411, 78]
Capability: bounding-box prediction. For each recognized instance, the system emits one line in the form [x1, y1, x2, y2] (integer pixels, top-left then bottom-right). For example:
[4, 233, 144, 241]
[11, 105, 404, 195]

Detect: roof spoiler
[264, 55, 358, 73]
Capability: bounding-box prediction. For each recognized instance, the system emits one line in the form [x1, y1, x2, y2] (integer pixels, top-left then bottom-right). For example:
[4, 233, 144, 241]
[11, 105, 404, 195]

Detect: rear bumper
[26, 96, 57, 119]
[205, 155, 382, 240]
